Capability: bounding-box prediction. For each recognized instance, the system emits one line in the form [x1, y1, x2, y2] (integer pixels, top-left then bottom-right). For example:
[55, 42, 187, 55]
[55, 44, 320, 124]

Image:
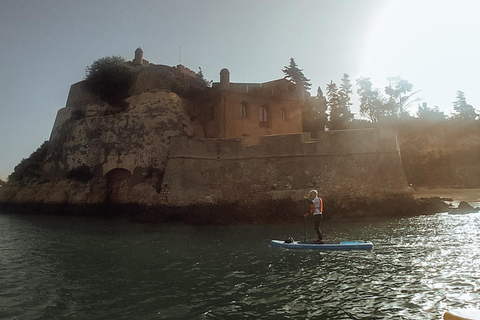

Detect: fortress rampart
[161, 129, 410, 206]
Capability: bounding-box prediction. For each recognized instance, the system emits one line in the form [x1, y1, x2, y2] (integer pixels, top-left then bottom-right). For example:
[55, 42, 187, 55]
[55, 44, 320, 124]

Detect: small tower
[220, 68, 230, 91]
[133, 47, 144, 65]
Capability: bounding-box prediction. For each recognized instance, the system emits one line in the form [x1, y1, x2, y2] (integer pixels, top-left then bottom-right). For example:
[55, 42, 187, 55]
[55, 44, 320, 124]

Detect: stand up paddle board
[270, 239, 373, 251]
[444, 309, 480, 320]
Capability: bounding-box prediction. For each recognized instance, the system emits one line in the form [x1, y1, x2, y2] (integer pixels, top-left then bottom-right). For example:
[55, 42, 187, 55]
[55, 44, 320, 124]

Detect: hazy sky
[1, 0, 479, 180]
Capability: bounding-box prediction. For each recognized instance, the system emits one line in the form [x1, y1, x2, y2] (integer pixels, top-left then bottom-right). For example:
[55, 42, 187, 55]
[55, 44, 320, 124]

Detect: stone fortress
[6, 48, 415, 220]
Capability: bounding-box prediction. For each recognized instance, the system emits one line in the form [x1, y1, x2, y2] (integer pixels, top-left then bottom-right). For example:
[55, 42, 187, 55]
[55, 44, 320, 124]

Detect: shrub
[85, 56, 136, 107]
[9, 141, 49, 185]
[170, 75, 210, 99]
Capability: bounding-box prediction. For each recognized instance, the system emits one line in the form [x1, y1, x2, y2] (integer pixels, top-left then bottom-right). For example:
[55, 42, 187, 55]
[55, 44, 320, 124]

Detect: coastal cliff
[2, 89, 202, 207]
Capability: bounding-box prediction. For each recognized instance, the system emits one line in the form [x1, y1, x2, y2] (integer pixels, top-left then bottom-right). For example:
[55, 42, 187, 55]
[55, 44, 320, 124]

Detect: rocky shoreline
[0, 192, 450, 225]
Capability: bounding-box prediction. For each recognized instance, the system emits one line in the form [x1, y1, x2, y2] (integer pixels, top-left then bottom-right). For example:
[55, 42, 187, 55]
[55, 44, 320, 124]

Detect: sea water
[0, 211, 479, 319]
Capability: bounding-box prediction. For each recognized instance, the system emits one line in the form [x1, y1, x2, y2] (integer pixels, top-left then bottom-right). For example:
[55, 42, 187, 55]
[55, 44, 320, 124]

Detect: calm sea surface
[1, 211, 480, 320]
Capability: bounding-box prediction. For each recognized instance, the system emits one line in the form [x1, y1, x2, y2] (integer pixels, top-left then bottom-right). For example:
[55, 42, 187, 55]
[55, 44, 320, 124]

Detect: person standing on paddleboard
[305, 190, 324, 244]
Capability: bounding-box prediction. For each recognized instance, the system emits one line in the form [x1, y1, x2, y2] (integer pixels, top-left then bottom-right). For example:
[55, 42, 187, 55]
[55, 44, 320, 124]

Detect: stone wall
[161, 129, 410, 206]
[399, 121, 480, 187]
[49, 107, 72, 141]
[65, 81, 101, 109]
[44, 90, 204, 180]
[129, 65, 175, 96]
[49, 81, 100, 140]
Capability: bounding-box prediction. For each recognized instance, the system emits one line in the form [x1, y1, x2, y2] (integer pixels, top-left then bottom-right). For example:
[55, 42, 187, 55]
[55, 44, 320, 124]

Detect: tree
[197, 67, 212, 87]
[282, 58, 311, 90]
[416, 102, 446, 121]
[339, 74, 352, 108]
[8, 141, 49, 185]
[85, 56, 136, 107]
[303, 87, 328, 136]
[338, 73, 354, 124]
[170, 67, 211, 98]
[326, 81, 344, 129]
[453, 91, 477, 120]
[356, 77, 387, 122]
[384, 77, 420, 117]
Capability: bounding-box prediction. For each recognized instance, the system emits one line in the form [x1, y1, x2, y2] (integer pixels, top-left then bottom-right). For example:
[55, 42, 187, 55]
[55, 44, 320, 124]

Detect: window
[241, 101, 248, 118]
[259, 105, 269, 126]
[281, 108, 287, 121]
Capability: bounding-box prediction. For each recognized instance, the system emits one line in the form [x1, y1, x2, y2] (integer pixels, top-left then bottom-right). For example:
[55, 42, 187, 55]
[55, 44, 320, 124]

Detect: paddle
[303, 196, 307, 242]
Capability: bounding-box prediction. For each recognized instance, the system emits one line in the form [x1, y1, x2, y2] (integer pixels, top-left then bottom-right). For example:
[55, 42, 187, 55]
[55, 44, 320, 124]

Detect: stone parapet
[169, 129, 400, 160]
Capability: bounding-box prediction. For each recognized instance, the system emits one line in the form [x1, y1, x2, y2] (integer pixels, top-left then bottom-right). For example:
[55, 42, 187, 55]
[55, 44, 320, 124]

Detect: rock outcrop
[45, 89, 203, 181]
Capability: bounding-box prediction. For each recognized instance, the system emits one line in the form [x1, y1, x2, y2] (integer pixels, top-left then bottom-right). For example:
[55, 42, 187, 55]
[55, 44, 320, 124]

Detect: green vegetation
[453, 90, 477, 120]
[85, 55, 211, 106]
[384, 77, 420, 117]
[168, 70, 211, 99]
[284, 58, 478, 128]
[303, 87, 328, 136]
[85, 56, 136, 107]
[327, 75, 354, 130]
[416, 103, 446, 122]
[282, 58, 311, 90]
[356, 77, 386, 123]
[355, 76, 421, 122]
[9, 141, 49, 185]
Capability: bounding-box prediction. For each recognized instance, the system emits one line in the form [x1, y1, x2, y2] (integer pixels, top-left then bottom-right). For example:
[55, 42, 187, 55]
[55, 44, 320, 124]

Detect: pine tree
[326, 81, 343, 129]
[453, 91, 477, 120]
[282, 58, 311, 90]
[302, 87, 328, 136]
[316, 87, 328, 112]
[338, 73, 354, 124]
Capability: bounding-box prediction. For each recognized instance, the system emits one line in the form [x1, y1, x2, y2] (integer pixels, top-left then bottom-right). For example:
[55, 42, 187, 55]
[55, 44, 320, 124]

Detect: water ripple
[1, 213, 480, 319]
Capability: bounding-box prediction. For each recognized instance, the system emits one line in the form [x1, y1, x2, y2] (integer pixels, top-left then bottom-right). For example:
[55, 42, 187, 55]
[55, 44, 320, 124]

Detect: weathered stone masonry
[162, 128, 410, 207]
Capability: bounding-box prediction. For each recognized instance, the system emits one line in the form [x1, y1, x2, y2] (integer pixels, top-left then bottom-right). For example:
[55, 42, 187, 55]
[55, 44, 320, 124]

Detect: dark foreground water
[1, 212, 480, 320]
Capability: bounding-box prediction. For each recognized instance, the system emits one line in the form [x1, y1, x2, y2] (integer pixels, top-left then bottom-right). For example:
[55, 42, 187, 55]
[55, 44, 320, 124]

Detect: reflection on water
[0, 212, 479, 319]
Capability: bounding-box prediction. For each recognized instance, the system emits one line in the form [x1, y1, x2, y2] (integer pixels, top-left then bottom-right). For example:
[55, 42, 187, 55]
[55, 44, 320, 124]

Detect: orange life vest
[310, 198, 323, 214]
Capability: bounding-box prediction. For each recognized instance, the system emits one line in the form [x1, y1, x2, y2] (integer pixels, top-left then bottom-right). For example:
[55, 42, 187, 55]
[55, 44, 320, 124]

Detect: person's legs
[314, 214, 323, 241]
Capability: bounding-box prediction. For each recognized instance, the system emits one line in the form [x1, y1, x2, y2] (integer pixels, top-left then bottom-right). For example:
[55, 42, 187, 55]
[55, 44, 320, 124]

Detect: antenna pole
[179, 46, 182, 65]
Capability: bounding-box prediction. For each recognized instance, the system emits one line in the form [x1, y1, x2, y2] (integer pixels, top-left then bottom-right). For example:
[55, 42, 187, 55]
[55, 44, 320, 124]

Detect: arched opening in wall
[259, 105, 269, 127]
[105, 168, 132, 203]
[241, 101, 249, 118]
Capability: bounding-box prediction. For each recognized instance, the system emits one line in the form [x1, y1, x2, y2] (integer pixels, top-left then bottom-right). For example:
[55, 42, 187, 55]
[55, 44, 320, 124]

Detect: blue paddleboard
[270, 239, 373, 251]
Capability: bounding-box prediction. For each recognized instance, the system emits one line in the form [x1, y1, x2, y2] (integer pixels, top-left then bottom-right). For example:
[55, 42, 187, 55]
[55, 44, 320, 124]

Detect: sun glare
[359, 0, 480, 111]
